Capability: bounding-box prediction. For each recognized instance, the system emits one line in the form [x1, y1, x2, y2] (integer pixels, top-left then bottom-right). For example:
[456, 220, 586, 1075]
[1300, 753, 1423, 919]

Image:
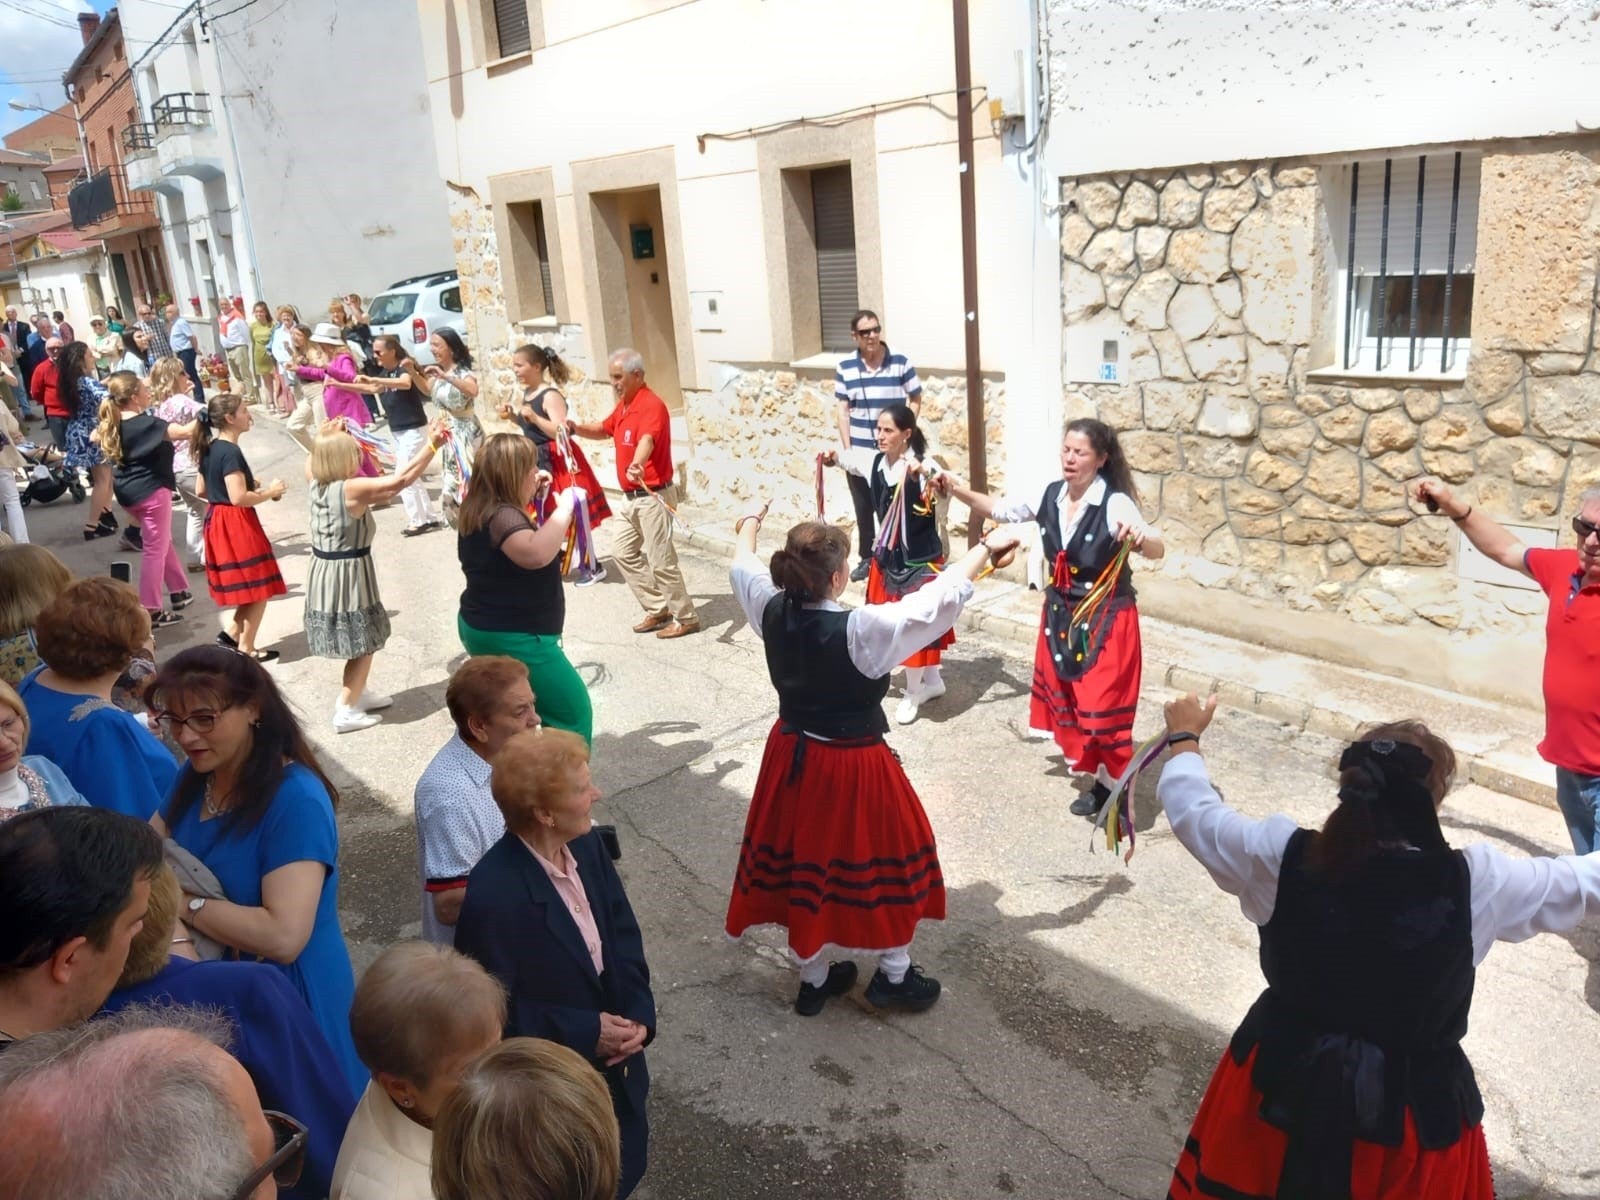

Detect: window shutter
[1344, 153, 1479, 276]
[811, 165, 859, 353]
[533, 202, 554, 316]
[493, 0, 532, 57]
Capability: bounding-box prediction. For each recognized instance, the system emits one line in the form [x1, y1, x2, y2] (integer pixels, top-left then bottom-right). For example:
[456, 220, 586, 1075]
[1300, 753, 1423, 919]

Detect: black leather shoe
[863, 964, 940, 1012]
[849, 560, 871, 583]
[795, 961, 858, 1016]
[1071, 780, 1111, 818]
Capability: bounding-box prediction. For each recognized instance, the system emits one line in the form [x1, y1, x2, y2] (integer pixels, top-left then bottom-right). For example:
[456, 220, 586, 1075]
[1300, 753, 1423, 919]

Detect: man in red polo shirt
[1417, 479, 1600, 852]
[33, 337, 68, 448]
[570, 348, 699, 638]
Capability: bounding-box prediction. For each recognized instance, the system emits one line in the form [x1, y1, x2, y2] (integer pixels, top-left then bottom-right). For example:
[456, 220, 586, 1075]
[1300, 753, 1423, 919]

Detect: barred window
[1333, 152, 1479, 375]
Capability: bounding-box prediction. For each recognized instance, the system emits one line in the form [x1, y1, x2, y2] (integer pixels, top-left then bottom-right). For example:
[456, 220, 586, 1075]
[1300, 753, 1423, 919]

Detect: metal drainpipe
[952, 0, 986, 546]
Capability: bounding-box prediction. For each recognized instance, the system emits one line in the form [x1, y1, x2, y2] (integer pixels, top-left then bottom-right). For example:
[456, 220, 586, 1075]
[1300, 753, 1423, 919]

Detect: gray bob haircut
[0, 1005, 256, 1200]
[608, 347, 645, 376]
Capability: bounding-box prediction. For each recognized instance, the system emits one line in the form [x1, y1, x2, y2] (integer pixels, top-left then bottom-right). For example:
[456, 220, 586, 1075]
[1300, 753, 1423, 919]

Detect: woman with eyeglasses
[148, 644, 367, 1098]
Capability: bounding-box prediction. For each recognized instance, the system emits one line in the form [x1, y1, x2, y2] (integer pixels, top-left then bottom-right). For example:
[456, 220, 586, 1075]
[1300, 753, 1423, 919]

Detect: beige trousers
[611, 485, 695, 623]
[225, 345, 256, 405]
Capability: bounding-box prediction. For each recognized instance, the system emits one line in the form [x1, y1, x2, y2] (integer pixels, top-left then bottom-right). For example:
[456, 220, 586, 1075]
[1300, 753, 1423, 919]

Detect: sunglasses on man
[1575, 516, 1600, 542]
[852, 325, 881, 337]
[226, 1110, 308, 1200]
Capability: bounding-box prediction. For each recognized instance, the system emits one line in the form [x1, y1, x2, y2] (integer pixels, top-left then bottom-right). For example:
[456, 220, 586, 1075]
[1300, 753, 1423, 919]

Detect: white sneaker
[895, 695, 921, 725]
[356, 691, 393, 712]
[575, 562, 607, 588]
[919, 677, 947, 704]
[333, 707, 381, 734]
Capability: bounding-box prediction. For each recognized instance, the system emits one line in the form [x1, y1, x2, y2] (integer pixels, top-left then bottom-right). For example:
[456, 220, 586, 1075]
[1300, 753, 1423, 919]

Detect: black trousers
[846, 470, 876, 561]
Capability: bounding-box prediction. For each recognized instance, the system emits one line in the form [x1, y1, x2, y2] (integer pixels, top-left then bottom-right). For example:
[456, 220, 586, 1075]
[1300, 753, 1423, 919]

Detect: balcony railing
[67, 168, 157, 230]
[122, 123, 157, 155]
[151, 92, 212, 130]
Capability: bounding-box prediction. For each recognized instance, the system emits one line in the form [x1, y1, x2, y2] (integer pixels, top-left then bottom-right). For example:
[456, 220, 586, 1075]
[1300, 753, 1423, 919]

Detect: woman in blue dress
[147, 644, 366, 1095]
[57, 340, 118, 540]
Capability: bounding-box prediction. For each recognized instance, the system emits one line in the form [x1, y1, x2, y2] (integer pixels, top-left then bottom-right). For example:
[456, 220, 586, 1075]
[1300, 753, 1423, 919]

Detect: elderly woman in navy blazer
[454, 727, 655, 1198]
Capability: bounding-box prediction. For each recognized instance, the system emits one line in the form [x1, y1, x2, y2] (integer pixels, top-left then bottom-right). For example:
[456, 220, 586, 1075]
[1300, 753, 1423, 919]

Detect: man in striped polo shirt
[833, 309, 922, 581]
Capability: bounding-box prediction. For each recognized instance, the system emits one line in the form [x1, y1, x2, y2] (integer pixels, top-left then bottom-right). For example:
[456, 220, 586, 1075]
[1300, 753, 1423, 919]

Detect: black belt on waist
[312, 546, 371, 561]
[623, 488, 651, 500]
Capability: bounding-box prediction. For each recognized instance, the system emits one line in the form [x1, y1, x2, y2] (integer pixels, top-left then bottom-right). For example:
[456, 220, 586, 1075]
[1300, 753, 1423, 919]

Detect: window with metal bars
[1333, 151, 1479, 375]
[491, 0, 532, 58]
[811, 165, 859, 353]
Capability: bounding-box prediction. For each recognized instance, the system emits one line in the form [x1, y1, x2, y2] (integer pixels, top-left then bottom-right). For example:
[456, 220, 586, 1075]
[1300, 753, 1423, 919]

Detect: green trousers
[457, 615, 594, 745]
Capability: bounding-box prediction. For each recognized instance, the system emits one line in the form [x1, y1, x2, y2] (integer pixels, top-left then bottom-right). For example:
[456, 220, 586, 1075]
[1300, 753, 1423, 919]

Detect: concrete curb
[675, 518, 1558, 813]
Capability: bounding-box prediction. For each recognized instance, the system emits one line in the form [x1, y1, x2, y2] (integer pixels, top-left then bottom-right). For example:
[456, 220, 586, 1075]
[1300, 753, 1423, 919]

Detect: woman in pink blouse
[295, 323, 376, 476]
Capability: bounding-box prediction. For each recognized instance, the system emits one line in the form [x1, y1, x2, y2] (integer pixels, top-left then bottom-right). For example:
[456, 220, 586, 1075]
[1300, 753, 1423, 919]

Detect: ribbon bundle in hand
[1090, 730, 1168, 864]
[1066, 540, 1131, 665]
[561, 487, 599, 576]
[814, 452, 826, 520]
[344, 423, 396, 472]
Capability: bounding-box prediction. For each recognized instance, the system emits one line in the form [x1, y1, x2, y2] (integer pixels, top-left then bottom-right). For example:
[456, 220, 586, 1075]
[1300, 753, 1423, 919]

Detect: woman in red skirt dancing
[824, 403, 949, 725]
[193, 393, 288, 661]
[1157, 693, 1600, 1200]
[726, 507, 1016, 1016]
[499, 343, 612, 586]
[943, 418, 1163, 816]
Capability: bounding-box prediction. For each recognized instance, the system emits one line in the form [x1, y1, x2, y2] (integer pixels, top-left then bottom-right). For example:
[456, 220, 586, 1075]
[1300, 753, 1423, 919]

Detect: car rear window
[368, 292, 417, 324]
[439, 286, 462, 313]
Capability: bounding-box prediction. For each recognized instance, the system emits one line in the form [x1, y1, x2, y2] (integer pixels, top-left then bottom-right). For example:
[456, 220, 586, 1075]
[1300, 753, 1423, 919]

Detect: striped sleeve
[901, 360, 923, 397]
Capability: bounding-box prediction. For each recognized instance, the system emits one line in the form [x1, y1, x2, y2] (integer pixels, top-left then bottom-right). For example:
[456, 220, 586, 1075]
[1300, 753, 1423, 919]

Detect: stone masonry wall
[1060, 142, 1600, 637]
[448, 182, 1010, 532]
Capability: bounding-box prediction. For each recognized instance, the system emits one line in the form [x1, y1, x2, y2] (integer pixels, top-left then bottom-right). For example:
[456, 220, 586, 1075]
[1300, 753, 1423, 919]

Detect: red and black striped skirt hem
[726, 721, 945, 960]
[202, 504, 286, 607]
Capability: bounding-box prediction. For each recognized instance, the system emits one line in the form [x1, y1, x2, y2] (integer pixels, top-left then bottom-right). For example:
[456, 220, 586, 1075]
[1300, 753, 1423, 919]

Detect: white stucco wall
[120, 0, 451, 319]
[416, 0, 1024, 377]
[1044, 0, 1600, 176]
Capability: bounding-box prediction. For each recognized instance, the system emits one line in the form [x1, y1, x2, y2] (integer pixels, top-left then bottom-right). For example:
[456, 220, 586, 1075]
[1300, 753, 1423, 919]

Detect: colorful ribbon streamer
[344, 423, 396, 471]
[1090, 730, 1169, 865]
[638, 477, 689, 537]
[814, 452, 826, 520]
[560, 487, 599, 577]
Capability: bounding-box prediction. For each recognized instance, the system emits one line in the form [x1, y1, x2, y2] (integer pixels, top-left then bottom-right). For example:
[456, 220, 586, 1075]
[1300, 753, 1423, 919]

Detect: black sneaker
[119, 527, 144, 552]
[795, 961, 858, 1017]
[849, 559, 871, 583]
[863, 964, 941, 1012]
[170, 590, 195, 610]
[1070, 780, 1110, 818]
[149, 609, 184, 629]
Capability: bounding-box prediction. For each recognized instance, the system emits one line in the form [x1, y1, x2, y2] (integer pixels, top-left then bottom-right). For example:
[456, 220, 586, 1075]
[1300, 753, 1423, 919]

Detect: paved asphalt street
[25, 415, 1600, 1199]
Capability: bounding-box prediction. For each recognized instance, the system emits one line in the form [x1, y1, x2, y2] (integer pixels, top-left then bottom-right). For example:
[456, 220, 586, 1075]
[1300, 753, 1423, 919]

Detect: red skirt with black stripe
[550, 438, 612, 528]
[1030, 600, 1141, 778]
[864, 558, 954, 668]
[725, 722, 945, 960]
[202, 504, 286, 607]
[1170, 1047, 1494, 1200]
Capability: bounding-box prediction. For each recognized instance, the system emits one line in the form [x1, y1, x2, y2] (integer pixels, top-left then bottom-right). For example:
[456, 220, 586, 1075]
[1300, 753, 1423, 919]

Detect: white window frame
[1327, 150, 1480, 379]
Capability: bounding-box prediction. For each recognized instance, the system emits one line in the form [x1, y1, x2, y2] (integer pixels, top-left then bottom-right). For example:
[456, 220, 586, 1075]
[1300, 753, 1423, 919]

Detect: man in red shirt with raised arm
[569, 348, 699, 639]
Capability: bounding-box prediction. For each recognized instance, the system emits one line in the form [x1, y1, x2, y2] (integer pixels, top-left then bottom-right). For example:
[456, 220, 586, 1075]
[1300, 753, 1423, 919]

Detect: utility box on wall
[1064, 316, 1127, 384]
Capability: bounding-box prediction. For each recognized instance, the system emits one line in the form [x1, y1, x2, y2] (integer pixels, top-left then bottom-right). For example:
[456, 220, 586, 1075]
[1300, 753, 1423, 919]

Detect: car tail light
[411, 317, 426, 344]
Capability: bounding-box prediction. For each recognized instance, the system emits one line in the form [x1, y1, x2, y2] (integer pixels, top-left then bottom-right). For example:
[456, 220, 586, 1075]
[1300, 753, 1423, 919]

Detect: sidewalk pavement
[668, 497, 1557, 811]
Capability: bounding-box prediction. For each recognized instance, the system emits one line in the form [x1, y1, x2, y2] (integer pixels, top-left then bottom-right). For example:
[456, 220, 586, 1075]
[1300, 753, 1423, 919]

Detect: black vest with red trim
[1232, 828, 1480, 1197]
[761, 595, 890, 740]
[869, 453, 942, 566]
[1037, 478, 1136, 604]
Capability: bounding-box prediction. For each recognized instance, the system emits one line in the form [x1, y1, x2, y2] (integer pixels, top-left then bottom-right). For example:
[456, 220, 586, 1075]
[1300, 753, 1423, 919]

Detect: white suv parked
[367, 270, 467, 366]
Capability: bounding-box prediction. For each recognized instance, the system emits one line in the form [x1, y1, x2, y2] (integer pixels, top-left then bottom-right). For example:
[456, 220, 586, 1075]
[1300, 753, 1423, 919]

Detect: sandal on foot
[243, 649, 280, 663]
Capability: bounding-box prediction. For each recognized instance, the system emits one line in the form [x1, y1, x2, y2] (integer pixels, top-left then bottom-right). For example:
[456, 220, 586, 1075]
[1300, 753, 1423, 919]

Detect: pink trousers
[125, 488, 189, 611]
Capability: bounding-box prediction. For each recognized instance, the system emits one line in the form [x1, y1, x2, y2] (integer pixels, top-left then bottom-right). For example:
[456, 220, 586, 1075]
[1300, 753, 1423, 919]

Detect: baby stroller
[17, 441, 86, 507]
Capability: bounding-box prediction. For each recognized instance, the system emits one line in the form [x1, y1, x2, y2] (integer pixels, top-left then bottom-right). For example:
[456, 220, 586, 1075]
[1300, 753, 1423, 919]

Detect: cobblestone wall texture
[1060, 144, 1600, 635]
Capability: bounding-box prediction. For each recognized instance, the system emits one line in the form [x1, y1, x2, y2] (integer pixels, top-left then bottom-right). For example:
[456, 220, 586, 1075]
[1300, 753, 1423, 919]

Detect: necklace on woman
[203, 779, 229, 819]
